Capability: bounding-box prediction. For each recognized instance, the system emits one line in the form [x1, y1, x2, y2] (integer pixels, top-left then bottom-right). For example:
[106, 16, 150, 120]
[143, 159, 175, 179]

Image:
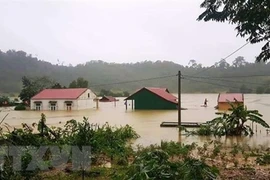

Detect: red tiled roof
[99, 96, 117, 102]
[126, 87, 178, 104]
[105, 96, 116, 101]
[218, 93, 244, 103]
[31, 88, 88, 100]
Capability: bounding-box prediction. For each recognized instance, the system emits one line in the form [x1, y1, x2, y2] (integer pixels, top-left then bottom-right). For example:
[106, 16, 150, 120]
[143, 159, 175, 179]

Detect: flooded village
[1, 0, 270, 179]
[1, 89, 270, 179]
[1, 91, 270, 147]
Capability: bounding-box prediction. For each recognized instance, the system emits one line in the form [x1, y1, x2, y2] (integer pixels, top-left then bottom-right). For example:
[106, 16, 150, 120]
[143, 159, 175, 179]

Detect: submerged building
[30, 88, 96, 111]
[125, 87, 178, 110]
[217, 93, 244, 110]
[99, 96, 118, 102]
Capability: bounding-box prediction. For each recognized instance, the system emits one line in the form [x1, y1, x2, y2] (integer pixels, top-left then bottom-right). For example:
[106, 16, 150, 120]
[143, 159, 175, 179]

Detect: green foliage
[2, 50, 270, 94]
[179, 158, 219, 180]
[207, 103, 269, 136]
[0, 96, 12, 107]
[14, 104, 26, 110]
[160, 141, 195, 158]
[123, 91, 130, 97]
[198, 0, 270, 62]
[256, 79, 270, 93]
[121, 147, 218, 180]
[256, 154, 270, 165]
[99, 89, 130, 97]
[188, 103, 269, 137]
[0, 114, 140, 179]
[230, 144, 240, 157]
[212, 142, 221, 157]
[240, 84, 252, 93]
[51, 83, 65, 89]
[233, 56, 248, 68]
[196, 125, 213, 136]
[19, 76, 56, 105]
[256, 86, 265, 94]
[69, 77, 88, 88]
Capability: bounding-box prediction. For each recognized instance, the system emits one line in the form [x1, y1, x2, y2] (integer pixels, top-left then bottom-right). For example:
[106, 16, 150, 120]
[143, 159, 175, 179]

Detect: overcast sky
[0, 0, 262, 66]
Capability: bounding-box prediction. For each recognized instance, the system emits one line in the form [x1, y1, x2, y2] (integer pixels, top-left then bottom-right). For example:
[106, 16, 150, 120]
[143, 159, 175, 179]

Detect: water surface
[1, 94, 270, 148]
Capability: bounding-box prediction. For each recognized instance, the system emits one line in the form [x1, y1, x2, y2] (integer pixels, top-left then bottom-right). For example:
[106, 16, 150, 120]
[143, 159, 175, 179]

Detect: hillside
[1, 50, 270, 94]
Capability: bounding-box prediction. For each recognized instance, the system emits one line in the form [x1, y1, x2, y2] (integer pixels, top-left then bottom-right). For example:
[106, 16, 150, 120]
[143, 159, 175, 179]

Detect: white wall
[77, 89, 97, 110]
[30, 99, 76, 111]
[30, 89, 97, 111]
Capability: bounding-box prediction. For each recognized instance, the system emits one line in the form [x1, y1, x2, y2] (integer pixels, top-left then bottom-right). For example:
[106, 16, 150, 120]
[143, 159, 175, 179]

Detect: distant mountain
[1, 49, 270, 94]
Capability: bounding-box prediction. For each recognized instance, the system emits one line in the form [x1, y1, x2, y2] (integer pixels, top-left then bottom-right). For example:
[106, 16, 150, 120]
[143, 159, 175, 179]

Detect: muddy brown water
[1, 94, 270, 148]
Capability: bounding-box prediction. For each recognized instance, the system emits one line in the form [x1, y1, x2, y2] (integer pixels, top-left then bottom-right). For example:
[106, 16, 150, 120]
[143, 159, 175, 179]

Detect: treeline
[1, 49, 270, 94]
[99, 89, 130, 97]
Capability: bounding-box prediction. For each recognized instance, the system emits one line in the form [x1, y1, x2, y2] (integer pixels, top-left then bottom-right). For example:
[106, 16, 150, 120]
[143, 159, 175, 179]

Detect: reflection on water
[1, 94, 270, 147]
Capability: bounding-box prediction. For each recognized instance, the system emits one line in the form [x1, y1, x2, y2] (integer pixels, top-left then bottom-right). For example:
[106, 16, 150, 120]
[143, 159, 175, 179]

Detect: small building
[125, 87, 178, 110]
[30, 88, 96, 111]
[217, 93, 244, 110]
[99, 96, 118, 102]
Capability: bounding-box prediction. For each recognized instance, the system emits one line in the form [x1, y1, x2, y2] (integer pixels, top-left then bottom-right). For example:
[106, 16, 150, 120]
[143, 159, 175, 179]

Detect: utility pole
[178, 71, 181, 127]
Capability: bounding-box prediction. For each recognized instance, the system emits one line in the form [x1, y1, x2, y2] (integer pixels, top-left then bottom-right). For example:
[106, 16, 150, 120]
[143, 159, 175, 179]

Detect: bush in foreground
[14, 104, 26, 110]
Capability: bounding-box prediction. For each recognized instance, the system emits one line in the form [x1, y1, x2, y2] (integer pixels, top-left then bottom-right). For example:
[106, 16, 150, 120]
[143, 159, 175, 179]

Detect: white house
[30, 88, 97, 111]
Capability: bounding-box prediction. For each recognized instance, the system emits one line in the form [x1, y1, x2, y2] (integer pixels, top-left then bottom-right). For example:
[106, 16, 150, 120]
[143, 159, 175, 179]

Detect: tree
[256, 86, 265, 94]
[68, 77, 88, 88]
[51, 83, 64, 89]
[208, 103, 269, 136]
[19, 76, 55, 105]
[198, 0, 270, 62]
[232, 56, 248, 67]
[19, 76, 37, 105]
[69, 80, 77, 88]
[76, 77, 88, 88]
[215, 59, 230, 69]
[123, 91, 130, 97]
[265, 88, 270, 94]
[188, 59, 197, 68]
[240, 84, 252, 93]
[99, 89, 111, 96]
[188, 59, 202, 69]
[0, 96, 11, 106]
[34, 76, 56, 90]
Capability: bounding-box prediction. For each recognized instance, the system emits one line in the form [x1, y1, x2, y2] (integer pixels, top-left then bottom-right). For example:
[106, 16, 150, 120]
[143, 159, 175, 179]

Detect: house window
[64, 101, 73, 111]
[50, 104, 56, 111]
[66, 103, 72, 111]
[36, 103, 41, 111]
[49, 101, 57, 111]
[88, 93, 90, 98]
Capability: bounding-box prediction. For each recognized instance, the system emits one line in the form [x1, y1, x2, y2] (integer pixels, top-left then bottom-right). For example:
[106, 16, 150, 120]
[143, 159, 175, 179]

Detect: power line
[192, 41, 250, 76]
[183, 77, 240, 89]
[183, 75, 268, 86]
[89, 74, 177, 88]
[189, 74, 270, 79]
[223, 41, 250, 60]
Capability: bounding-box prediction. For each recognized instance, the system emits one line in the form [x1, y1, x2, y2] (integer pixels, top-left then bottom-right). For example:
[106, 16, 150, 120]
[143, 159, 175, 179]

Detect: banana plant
[208, 103, 269, 136]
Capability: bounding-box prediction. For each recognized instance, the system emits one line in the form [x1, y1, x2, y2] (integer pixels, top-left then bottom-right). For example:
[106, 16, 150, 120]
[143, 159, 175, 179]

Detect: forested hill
[1, 50, 270, 94]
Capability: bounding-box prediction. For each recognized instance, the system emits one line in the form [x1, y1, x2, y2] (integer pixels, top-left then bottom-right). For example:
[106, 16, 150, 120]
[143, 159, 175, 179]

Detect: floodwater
[1, 94, 270, 148]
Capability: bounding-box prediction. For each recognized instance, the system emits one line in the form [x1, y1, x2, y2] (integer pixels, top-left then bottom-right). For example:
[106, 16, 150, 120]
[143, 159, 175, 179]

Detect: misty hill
[1, 50, 270, 94]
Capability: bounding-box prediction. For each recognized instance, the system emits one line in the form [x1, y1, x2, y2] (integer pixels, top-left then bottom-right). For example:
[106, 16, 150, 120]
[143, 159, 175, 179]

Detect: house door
[36, 104, 41, 111]
[50, 104, 56, 111]
[67, 104, 72, 111]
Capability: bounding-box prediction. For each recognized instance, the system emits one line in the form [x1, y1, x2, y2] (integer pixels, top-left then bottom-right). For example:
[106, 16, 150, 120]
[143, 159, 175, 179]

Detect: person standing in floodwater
[204, 98, 208, 106]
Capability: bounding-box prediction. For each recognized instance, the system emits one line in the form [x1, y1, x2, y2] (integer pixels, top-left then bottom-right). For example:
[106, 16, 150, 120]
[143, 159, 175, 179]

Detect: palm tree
[208, 103, 269, 136]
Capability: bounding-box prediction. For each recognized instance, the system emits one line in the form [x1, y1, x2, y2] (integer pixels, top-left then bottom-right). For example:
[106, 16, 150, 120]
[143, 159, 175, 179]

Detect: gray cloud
[0, 0, 262, 66]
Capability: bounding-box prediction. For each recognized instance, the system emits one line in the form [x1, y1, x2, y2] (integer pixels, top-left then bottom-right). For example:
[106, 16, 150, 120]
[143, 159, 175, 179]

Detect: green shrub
[196, 125, 212, 136]
[119, 148, 219, 180]
[256, 154, 270, 165]
[14, 104, 26, 110]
